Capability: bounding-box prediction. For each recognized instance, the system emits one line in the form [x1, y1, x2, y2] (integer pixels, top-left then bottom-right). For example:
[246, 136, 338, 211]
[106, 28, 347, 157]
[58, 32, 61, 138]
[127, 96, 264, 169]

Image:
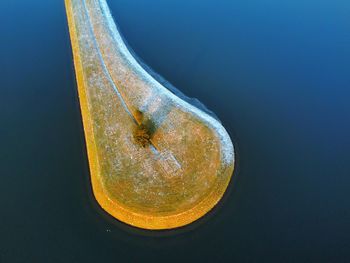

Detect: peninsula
[65, 0, 235, 230]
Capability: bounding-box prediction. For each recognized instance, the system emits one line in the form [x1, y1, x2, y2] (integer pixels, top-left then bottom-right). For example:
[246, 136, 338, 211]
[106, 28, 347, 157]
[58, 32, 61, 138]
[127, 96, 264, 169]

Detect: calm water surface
[1, 0, 350, 262]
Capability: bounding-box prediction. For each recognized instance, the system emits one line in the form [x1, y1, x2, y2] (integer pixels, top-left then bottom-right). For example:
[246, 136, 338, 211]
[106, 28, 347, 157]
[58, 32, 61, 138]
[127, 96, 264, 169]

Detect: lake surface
[1, 0, 349, 262]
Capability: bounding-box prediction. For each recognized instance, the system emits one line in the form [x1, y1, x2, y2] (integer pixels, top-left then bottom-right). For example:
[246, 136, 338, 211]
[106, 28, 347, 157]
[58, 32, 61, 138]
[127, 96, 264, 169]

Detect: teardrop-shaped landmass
[65, 0, 234, 230]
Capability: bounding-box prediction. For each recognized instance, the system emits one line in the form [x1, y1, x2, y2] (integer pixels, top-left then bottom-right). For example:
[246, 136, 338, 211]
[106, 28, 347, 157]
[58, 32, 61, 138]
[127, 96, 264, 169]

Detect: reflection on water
[0, 0, 349, 261]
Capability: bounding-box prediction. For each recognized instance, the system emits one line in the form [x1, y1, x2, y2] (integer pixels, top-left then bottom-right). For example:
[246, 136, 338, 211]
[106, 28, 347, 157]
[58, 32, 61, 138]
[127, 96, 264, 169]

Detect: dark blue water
[1, 0, 349, 262]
